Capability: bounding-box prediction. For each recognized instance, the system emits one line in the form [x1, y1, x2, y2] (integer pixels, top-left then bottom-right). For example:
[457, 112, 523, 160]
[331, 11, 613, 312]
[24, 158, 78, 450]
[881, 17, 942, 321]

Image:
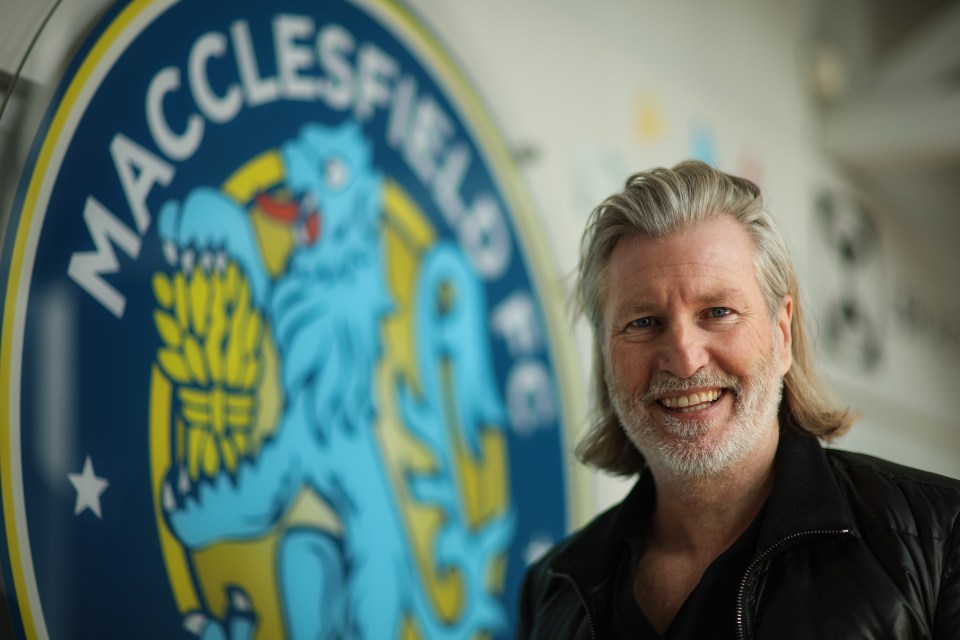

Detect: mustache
[638, 369, 742, 404]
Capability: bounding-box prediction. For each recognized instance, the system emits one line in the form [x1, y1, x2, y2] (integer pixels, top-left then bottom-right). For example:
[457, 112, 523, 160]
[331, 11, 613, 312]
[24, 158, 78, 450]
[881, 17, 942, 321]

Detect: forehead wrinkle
[622, 283, 745, 314]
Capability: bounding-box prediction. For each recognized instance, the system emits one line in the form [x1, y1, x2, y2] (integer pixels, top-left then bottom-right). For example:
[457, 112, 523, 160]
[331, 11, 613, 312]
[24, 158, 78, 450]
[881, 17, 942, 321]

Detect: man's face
[601, 216, 793, 479]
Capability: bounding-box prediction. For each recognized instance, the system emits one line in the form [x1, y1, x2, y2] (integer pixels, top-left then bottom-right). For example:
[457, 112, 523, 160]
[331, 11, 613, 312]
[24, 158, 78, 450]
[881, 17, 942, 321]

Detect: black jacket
[517, 428, 960, 639]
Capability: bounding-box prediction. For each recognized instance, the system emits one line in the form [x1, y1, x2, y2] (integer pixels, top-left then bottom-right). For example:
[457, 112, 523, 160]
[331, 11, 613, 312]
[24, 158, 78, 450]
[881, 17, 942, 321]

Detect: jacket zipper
[734, 528, 852, 640]
[555, 572, 598, 640]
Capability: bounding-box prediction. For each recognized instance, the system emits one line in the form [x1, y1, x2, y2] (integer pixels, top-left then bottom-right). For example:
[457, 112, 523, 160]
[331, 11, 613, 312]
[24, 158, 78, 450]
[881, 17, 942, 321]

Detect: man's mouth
[658, 389, 724, 413]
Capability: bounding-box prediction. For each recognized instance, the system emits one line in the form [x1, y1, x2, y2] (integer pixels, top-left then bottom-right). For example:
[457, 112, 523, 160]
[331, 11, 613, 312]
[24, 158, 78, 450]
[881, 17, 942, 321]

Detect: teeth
[231, 589, 252, 612]
[181, 248, 195, 273]
[162, 481, 176, 511]
[178, 465, 191, 495]
[661, 389, 721, 409]
[182, 612, 208, 636]
[163, 241, 178, 266]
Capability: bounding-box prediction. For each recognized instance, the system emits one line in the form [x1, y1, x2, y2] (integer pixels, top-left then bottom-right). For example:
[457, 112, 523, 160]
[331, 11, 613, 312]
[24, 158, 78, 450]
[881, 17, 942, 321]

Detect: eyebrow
[699, 287, 742, 306]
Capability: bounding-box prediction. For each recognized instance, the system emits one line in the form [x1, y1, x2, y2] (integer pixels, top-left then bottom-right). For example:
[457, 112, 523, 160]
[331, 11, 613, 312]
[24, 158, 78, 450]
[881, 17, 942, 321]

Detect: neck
[646, 429, 778, 559]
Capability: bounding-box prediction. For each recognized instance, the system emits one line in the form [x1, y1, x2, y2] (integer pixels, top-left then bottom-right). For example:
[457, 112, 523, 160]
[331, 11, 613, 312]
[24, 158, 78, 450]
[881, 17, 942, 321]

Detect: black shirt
[610, 496, 765, 639]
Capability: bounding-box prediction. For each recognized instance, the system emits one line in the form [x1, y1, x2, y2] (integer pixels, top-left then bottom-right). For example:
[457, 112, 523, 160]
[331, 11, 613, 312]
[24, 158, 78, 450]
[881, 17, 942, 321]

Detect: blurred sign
[0, 1, 575, 637]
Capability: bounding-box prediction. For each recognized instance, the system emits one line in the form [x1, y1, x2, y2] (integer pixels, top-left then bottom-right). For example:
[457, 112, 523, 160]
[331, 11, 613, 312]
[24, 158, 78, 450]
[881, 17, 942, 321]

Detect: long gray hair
[575, 160, 852, 476]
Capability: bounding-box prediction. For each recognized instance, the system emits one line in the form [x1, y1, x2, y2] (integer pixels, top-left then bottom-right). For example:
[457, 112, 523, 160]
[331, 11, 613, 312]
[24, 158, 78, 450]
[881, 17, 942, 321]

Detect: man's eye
[628, 317, 654, 329]
[708, 307, 732, 318]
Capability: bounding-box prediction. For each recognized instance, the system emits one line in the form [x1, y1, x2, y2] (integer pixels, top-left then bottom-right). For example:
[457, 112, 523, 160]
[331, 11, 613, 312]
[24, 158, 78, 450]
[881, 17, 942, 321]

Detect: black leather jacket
[517, 428, 960, 639]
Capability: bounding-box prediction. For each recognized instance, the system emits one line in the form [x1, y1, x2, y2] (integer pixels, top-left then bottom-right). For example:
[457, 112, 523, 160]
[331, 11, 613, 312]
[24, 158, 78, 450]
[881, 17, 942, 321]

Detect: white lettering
[317, 24, 354, 109]
[387, 74, 416, 150]
[354, 43, 396, 121]
[189, 31, 242, 124]
[434, 143, 470, 225]
[405, 95, 451, 184]
[506, 360, 555, 435]
[67, 197, 141, 319]
[491, 292, 542, 355]
[386, 77, 511, 282]
[110, 132, 174, 234]
[274, 14, 316, 100]
[231, 20, 279, 106]
[146, 67, 204, 161]
[460, 194, 510, 280]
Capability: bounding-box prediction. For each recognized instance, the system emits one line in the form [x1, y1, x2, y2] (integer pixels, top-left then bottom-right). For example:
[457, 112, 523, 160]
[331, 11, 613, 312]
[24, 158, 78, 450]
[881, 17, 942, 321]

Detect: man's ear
[777, 295, 793, 375]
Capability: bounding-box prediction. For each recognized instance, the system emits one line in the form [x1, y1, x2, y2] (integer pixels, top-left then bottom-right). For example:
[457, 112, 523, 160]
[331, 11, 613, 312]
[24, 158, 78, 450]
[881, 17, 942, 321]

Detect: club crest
[0, 1, 577, 638]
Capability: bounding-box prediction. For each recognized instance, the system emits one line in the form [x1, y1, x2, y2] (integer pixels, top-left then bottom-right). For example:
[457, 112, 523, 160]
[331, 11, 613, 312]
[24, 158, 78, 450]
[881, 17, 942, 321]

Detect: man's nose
[657, 322, 708, 378]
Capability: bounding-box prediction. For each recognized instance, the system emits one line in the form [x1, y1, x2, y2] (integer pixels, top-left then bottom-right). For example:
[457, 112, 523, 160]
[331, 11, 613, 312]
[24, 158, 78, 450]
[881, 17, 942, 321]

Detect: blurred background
[1, 0, 958, 553]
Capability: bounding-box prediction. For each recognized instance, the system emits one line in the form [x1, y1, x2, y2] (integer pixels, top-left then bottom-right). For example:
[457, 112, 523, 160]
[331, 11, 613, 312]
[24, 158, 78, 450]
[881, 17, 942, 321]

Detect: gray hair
[575, 160, 853, 476]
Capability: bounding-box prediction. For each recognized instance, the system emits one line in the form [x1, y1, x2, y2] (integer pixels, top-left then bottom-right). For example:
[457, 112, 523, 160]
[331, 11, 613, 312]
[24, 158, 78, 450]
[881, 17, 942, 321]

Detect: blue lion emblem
[154, 121, 514, 639]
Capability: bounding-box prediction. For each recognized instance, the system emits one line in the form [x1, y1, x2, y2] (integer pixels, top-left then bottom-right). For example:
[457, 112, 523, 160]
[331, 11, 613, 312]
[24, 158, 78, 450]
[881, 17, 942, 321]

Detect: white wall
[402, 0, 960, 518]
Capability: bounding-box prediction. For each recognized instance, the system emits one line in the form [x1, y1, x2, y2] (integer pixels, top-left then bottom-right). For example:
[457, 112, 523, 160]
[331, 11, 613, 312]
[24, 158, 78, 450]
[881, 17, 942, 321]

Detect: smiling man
[517, 161, 960, 639]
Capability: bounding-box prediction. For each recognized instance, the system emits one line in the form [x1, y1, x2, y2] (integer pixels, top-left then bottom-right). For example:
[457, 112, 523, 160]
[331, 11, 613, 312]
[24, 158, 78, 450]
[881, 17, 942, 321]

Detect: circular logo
[0, 1, 578, 638]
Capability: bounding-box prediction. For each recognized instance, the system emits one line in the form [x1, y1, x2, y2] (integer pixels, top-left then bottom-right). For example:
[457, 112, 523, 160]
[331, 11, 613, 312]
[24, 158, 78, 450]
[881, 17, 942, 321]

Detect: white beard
[607, 332, 784, 479]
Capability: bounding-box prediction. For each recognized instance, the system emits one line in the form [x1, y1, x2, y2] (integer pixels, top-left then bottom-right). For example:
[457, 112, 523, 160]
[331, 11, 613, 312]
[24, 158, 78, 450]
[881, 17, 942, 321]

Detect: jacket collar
[757, 424, 858, 550]
[547, 425, 858, 593]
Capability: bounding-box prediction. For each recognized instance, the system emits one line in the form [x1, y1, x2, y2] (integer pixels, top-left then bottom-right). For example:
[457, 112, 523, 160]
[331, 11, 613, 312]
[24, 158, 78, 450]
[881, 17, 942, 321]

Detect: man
[517, 161, 960, 639]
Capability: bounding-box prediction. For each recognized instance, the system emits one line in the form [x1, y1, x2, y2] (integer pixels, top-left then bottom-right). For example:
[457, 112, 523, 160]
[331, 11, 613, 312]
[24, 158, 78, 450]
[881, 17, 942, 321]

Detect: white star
[68, 455, 109, 519]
